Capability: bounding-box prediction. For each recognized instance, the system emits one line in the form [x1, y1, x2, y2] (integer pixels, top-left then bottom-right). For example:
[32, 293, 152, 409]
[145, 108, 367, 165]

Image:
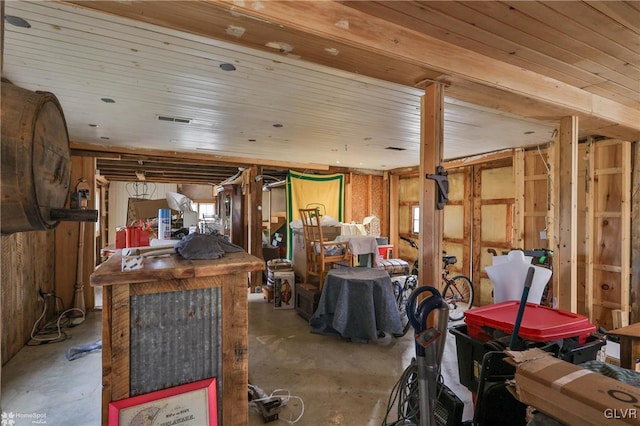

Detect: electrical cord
[28, 296, 86, 345]
[382, 359, 419, 426]
[382, 358, 446, 426]
[248, 384, 305, 424]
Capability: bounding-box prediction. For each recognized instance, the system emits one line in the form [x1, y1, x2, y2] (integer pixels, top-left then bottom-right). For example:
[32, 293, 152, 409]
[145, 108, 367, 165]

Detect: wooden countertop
[90, 250, 265, 287]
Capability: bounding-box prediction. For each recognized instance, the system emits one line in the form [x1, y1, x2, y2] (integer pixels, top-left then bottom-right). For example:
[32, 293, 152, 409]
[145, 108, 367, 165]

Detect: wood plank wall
[393, 138, 633, 318]
[346, 173, 388, 237]
[473, 159, 515, 306]
[2, 155, 96, 365]
[54, 156, 96, 311]
[585, 140, 632, 329]
[1, 231, 55, 363]
[521, 145, 556, 304]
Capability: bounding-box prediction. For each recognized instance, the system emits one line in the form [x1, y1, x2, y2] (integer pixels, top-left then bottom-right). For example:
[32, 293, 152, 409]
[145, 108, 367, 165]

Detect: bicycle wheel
[393, 275, 419, 336]
[443, 275, 474, 321]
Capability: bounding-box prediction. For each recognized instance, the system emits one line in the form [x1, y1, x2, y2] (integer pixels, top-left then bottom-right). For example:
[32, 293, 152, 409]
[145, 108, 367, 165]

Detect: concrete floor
[1, 292, 473, 426]
[1, 309, 103, 426]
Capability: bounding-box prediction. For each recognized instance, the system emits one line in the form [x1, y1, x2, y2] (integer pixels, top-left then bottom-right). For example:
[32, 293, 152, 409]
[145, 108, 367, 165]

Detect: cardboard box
[273, 271, 295, 310]
[508, 349, 640, 425]
[129, 198, 172, 222]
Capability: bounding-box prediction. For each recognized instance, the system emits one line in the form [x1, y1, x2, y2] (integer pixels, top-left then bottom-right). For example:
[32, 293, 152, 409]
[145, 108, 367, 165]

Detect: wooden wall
[1, 231, 55, 363]
[583, 140, 632, 329]
[442, 168, 471, 281]
[345, 173, 388, 237]
[2, 155, 96, 365]
[396, 173, 419, 260]
[392, 138, 634, 321]
[54, 156, 96, 312]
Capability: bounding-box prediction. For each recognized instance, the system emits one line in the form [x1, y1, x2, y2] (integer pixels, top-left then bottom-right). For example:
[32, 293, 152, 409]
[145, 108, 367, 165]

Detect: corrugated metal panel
[129, 287, 222, 398]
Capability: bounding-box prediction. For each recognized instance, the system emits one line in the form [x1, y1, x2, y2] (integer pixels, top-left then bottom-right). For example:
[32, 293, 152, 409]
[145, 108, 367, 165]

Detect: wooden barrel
[1, 82, 71, 234]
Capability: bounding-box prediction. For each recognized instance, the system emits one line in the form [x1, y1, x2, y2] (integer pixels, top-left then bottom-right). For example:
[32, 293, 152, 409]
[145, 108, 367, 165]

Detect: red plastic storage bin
[464, 301, 595, 343]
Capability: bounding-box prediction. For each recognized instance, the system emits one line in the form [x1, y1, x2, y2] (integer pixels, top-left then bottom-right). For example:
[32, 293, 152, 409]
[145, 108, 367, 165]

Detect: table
[309, 267, 402, 342]
[336, 235, 379, 267]
[608, 322, 640, 370]
[90, 249, 264, 426]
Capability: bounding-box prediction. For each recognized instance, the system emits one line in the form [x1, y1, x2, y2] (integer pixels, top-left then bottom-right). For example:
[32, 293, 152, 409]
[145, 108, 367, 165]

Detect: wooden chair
[299, 207, 350, 290]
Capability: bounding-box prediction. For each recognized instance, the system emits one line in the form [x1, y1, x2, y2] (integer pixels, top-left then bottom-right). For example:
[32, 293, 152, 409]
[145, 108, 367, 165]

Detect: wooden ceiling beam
[71, 142, 330, 171]
[96, 161, 237, 174]
[209, 0, 639, 135]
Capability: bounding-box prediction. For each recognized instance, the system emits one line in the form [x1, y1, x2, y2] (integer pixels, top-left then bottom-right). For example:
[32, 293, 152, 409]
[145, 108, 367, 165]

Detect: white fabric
[486, 250, 552, 304]
[290, 214, 340, 230]
[340, 223, 367, 236]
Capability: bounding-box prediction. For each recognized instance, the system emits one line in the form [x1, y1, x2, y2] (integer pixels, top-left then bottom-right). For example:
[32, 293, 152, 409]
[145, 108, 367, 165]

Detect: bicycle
[397, 236, 474, 323]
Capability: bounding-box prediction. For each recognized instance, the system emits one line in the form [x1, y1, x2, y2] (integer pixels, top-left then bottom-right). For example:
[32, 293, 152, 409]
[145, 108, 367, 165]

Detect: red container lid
[464, 301, 595, 341]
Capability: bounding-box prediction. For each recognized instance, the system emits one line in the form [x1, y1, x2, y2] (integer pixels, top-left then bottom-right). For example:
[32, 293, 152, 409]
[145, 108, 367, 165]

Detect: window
[195, 202, 216, 219]
[412, 205, 420, 234]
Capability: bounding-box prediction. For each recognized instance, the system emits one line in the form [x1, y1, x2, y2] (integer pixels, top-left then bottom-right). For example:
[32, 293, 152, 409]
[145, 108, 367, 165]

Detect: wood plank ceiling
[2, 1, 638, 185]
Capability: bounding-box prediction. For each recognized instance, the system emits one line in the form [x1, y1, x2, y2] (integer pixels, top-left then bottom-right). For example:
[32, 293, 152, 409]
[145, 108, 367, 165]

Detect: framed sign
[108, 378, 217, 426]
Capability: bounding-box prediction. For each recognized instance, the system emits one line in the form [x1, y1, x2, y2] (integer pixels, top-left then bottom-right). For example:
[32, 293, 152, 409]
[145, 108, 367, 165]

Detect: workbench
[90, 249, 264, 426]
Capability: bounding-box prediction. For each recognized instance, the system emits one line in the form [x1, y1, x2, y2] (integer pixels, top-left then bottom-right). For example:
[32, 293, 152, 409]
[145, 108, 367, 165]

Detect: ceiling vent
[156, 115, 192, 124]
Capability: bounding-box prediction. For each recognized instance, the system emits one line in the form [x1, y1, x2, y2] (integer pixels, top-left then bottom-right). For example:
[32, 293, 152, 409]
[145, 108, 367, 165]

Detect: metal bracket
[426, 165, 449, 210]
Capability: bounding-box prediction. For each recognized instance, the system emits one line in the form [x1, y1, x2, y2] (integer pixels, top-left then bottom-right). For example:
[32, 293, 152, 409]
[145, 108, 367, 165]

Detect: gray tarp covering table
[310, 267, 402, 343]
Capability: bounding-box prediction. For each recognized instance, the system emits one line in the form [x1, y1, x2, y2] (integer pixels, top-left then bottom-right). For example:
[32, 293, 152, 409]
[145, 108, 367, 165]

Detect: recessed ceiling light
[101, 98, 115, 103]
[273, 123, 283, 128]
[88, 124, 99, 128]
[5, 15, 31, 28]
[219, 63, 236, 71]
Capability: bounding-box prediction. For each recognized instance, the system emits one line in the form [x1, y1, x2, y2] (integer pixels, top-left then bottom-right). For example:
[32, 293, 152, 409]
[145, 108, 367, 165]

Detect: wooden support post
[389, 173, 399, 251]
[554, 117, 579, 312]
[621, 141, 632, 319]
[247, 166, 262, 290]
[345, 172, 354, 223]
[514, 148, 526, 249]
[632, 142, 640, 323]
[419, 83, 445, 292]
[585, 138, 595, 321]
